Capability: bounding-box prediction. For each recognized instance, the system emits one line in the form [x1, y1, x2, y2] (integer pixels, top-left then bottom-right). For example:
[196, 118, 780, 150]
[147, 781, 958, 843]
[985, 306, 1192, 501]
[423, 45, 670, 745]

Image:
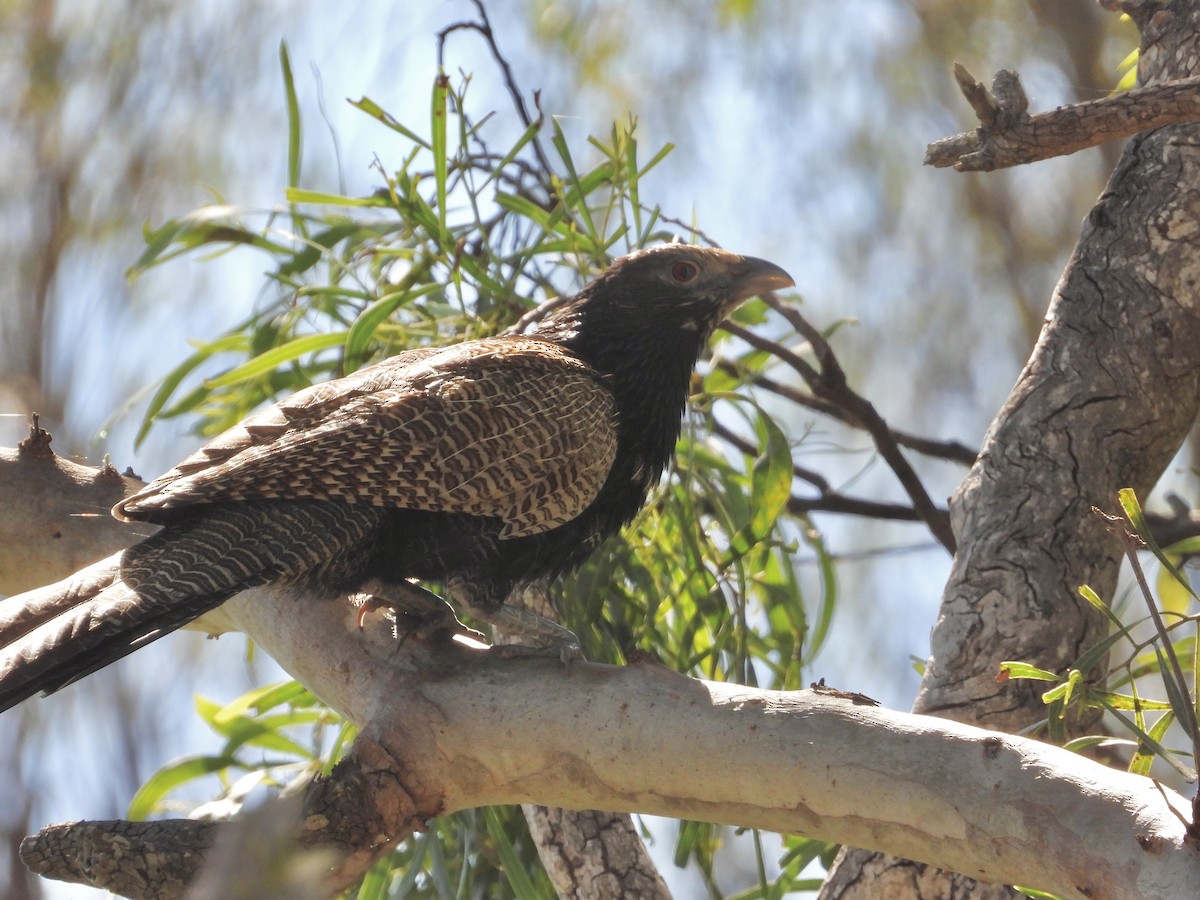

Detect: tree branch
[916, 0, 1200, 739]
[5, 449, 1200, 899]
[824, 2, 1200, 896]
[0, 421, 149, 595]
[712, 358, 979, 466]
[16, 592, 1200, 900]
[926, 65, 1200, 172]
[721, 305, 958, 553]
[709, 419, 947, 525]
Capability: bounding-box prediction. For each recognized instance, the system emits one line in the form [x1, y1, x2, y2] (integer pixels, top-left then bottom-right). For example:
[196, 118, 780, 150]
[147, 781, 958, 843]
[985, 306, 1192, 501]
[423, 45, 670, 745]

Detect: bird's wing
[117, 338, 618, 539]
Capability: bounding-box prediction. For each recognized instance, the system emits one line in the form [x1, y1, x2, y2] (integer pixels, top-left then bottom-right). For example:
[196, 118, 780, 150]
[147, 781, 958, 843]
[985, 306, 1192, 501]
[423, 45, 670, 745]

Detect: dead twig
[927, 65, 1200, 172]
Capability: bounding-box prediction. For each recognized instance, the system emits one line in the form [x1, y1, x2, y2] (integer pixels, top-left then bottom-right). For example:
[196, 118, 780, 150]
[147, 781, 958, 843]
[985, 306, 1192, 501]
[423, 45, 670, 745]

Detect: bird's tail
[0, 553, 223, 711]
[0, 501, 381, 712]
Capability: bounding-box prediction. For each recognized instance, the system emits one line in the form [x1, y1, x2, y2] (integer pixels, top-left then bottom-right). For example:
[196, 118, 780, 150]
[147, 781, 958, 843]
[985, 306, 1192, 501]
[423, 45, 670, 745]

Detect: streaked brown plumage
[0, 245, 793, 711]
[118, 340, 618, 539]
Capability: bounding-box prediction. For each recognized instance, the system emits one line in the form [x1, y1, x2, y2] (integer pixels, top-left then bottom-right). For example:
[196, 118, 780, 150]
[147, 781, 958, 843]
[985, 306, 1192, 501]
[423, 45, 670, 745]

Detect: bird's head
[526, 245, 795, 486]
[533, 245, 794, 351]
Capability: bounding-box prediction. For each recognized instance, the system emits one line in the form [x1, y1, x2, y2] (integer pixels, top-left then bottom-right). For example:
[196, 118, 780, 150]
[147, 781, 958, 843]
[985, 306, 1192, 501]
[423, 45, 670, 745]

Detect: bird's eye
[671, 261, 699, 283]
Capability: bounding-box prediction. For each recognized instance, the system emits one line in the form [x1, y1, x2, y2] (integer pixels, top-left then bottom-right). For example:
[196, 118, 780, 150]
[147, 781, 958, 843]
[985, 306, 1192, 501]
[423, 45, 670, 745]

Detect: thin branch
[437, 0, 554, 176]
[710, 419, 828, 491]
[785, 492, 932, 524]
[926, 65, 1200, 172]
[709, 420, 941, 524]
[722, 306, 957, 553]
[721, 320, 820, 383]
[650, 210, 723, 248]
[713, 358, 978, 466]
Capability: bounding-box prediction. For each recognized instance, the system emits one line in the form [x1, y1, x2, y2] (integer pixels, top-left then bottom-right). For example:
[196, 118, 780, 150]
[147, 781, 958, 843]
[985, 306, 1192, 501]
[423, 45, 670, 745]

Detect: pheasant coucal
[0, 245, 793, 711]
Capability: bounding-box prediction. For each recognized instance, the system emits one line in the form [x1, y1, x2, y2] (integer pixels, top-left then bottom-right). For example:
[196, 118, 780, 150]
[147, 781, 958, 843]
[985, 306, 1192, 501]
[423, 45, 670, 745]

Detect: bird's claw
[470, 603, 585, 671]
[353, 579, 485, 644]
[489, 638, 583, 671]
[356, 579, 584, 669]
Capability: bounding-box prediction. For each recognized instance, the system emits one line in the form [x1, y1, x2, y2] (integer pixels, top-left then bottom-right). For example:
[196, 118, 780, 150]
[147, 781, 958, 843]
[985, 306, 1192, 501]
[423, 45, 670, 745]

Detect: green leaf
[749, 407, 793, 538]
[1089, 690, 1171, 712]
[636, 139, 675, 180]
[431, 74, 450, 248]
[1156, 535, 1200, 616]
[998, 661, 1059, 682]
[212, 681, 315, 724]
[344, 283, 441, 369]
[486, 807, 545, 898]
[204, 332, 347, 389]
[127, 755, 241, 820]
[1114, 48, 1139, 94]
[551, 119, 599, 239]
[1074, 625, 1140, 677]
[134, 332, 249, 447]
[1156, 553, 1193, 617]
[1131, 707, 1175, 776]
[1122, 490, 1198, 603]
[283, 188, 391, 208]
[800, 518, 836, 661]
[1077, 584, 1119, 622]
[478, 118, 544, 192]
[388, 832, 431, 896]
[1101, 697, 1196, 780]
[280, 41, 302, 194]
[1062, 734, 1137, 754]
[495, 191, 558, 232]
[1014, 886, 1065, 900]
[217, 716, 316, 760]
[353, 860, 390, 900]
[349, 96, 431, 148]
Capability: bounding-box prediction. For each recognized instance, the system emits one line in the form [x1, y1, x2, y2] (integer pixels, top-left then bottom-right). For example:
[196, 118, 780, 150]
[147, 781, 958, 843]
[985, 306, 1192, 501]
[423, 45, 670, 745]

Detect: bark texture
[925, 67, 1200, 171]
[824, 1, 1200, 896]
[522, 805, 672, 900]
[0, 428, 148, 595]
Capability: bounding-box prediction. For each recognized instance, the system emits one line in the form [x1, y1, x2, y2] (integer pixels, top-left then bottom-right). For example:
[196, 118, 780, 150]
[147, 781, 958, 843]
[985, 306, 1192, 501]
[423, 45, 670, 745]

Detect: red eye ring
[671, 261, 699, 282]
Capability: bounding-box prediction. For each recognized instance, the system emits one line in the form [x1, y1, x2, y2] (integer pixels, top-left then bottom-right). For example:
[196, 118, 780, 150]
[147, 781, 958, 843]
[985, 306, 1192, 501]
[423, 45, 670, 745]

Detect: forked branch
[926, 65, 1200, 172]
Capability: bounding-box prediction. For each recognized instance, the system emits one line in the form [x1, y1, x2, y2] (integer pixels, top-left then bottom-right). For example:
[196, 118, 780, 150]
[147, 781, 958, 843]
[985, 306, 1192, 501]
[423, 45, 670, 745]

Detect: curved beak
[726, 256, 795, 304]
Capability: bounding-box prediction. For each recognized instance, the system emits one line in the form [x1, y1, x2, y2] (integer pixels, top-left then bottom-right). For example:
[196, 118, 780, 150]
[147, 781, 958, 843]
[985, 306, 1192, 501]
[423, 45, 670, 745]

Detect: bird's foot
[353, 578, 486, 644]
[489, 639, 583, 668]
[468, 603, 583, 669]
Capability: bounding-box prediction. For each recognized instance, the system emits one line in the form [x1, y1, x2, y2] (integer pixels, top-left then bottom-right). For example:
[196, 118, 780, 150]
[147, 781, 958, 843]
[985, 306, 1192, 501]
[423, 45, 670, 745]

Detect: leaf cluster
[1003, 490, 1200, 835]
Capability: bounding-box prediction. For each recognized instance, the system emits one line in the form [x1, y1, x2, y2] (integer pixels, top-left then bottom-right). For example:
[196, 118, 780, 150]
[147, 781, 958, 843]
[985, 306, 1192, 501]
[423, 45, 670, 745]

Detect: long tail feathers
[0, 501, 382, 713]
[0, 555, 230, 711]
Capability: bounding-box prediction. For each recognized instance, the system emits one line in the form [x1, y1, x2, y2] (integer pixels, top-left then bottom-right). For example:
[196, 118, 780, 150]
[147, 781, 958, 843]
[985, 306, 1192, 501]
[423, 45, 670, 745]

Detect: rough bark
[925, 67, 1200, 171]
[521, 805, 672, 900]
[922, 0, 1200, 749]
[824, 1, 1200, 896]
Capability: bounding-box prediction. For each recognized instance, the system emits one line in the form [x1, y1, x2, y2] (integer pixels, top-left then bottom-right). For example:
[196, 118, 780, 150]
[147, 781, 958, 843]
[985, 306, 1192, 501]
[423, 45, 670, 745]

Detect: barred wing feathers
[117, 338, 618, 539]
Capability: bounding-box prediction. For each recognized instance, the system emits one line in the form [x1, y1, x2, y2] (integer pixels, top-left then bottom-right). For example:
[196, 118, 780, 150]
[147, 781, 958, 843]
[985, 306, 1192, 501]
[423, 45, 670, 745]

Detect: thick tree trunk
[823, 1, 1200, 896]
